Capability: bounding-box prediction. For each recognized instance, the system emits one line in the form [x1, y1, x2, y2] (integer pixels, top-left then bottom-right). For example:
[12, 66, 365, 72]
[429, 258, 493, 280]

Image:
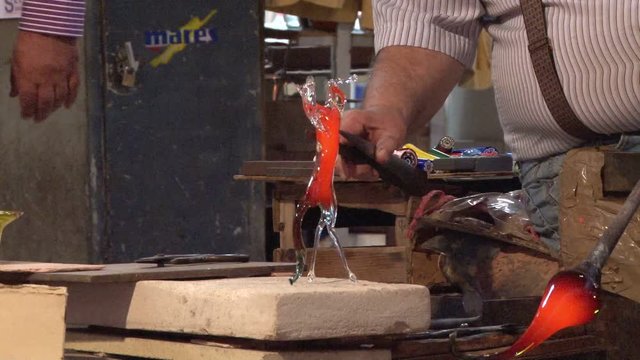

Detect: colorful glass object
[0, 211, 23, 243]
[486, 270, 600, 359]
[453, 177, 640, 359]
[289, 76, 357, 285]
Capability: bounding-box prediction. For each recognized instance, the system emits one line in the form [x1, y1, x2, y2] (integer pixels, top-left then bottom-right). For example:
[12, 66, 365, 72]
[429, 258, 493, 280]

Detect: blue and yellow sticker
[144, 9, 219, 67]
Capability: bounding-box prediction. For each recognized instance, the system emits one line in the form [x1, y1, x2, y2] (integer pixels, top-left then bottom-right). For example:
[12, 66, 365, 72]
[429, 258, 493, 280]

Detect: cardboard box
[560, 148, 640, 302]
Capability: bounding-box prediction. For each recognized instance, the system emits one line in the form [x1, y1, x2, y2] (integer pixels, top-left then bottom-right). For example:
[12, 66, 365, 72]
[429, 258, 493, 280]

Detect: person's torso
[481, 0, 640, 160]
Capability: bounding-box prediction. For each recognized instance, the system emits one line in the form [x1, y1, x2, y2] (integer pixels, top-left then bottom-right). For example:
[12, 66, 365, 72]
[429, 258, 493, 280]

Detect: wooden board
[0, 262, 104, 273]
[0, 284, 67, 360]
[239, 161, 315, 178]
[0, 262, 295, 284]
[237, 160, 517, 183]
[65, 330, 392, 360]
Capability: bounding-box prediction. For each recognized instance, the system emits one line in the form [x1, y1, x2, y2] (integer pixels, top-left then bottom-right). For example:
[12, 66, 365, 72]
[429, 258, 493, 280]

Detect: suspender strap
[520, 0, 602, 140]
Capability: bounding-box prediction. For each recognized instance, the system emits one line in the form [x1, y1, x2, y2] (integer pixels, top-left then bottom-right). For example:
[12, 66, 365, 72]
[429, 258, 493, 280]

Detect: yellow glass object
[399, 144, 440, 161]
[0, 211, 23, 243]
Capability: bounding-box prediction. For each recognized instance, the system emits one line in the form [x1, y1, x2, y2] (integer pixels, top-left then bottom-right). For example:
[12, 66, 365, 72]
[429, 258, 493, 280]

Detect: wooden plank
[428, 171, 517, 181]
[0, 262, 294, 284]
[602, 151, 640, 193]
[66, 330, 392, 360]
[0, 262, 104, 273]
[64, 352, 120, 359]
[275, 182, 408, 216]
[410, 251, 445, 285]
[274, 247, 411, 283]
[234, 174, 309, 183]
[237, 161, 516, 180]
[278, 201, 297, 249]
[272, 195, 281, 231]
[0, 284, 67, 360]
[341, 202, 408, 217]
[394, 216, 412, 247]
[239, 161, 314, 177]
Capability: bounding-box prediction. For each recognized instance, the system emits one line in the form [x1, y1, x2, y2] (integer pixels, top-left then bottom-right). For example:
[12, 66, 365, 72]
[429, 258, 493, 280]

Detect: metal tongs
[135, 253, 250, 267]
[339, 130, 430, 196]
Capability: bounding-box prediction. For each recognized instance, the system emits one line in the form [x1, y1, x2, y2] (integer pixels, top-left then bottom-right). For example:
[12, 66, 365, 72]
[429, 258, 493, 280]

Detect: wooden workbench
[235, 160, 521, 285]
[62, 293, 630, 359]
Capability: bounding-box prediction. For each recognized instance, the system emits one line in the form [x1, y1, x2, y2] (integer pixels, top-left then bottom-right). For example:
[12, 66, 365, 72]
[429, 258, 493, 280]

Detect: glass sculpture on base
[289, 76, 357, 285]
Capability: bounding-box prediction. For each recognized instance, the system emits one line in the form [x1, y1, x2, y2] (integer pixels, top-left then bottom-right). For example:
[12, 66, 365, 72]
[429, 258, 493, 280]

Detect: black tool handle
[339, 130, 430, 196]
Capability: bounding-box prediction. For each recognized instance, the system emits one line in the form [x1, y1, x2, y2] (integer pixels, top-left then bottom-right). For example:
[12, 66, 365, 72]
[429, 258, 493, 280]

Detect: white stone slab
[66, 277, 430, 340]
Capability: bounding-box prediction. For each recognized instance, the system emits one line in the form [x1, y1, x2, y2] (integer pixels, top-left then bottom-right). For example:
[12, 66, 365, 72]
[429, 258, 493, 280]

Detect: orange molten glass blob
[491, 270, 600, 359]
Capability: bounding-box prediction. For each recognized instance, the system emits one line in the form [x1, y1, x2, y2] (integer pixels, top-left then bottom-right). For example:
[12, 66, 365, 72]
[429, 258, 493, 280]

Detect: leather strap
[520, 0, 602, 140]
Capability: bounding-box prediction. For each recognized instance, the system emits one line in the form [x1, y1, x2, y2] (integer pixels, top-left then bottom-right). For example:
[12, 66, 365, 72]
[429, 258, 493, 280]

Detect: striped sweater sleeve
[373, 0, 485, 68]
[19, 0, 85, 37]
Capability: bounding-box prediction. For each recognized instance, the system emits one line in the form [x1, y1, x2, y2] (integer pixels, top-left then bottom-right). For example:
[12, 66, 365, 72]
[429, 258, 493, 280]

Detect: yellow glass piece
[0, 211, 23, 242]
[399, 143, 440, 161]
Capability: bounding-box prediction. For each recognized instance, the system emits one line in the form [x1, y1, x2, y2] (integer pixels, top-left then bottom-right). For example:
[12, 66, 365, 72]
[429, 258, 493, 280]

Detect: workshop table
[235, 160, 521, 285]
[61, 293, 622, 359]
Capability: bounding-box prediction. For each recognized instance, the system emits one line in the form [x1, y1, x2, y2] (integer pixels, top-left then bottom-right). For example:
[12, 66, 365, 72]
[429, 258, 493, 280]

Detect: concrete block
[66, 277, 430, 340]
[0, 284, 67, 360]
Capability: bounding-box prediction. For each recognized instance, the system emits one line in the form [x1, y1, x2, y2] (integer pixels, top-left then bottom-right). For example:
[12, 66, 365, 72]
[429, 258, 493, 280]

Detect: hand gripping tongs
[338, 130, 430, 197]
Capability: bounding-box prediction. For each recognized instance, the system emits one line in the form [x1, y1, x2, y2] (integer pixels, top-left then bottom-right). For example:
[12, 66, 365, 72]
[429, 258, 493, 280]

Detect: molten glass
[454, 177, 640, 359]
[289, 76, 357, 284]
[489, 270, 600, 359]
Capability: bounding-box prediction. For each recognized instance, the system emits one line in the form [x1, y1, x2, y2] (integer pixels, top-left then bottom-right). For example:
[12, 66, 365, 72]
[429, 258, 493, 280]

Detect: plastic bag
[430, 190, 535, 241]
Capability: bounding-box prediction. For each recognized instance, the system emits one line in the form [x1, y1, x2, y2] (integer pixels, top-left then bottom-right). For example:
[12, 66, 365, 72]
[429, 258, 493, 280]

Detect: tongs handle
[339, 130, 430, 196]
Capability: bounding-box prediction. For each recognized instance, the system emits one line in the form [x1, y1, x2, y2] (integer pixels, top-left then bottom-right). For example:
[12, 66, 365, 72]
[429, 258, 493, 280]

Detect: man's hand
[10, 31, 80, 122]
[338, 107, 407, 180]
[338, 46, 465, 180]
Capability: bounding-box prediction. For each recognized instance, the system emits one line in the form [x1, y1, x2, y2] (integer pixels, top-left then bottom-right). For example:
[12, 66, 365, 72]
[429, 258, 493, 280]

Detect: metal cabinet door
[90, 0, 264, 262]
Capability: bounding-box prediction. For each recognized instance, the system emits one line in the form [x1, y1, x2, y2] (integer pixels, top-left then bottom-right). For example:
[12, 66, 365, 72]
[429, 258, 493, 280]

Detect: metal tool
[400, 323, 523, 341]
[339, 130, 430, 196]
[135, 253, 250, 267]
[450, 177, 640, 359]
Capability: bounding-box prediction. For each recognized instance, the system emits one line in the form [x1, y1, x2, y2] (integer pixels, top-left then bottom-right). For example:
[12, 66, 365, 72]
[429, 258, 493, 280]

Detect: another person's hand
[10, 31, 80, 122]
[338, 106, 407, 180]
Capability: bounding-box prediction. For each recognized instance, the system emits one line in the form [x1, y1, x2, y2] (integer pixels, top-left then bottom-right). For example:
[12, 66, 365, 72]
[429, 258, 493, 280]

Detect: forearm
[363, 46, 465, 131]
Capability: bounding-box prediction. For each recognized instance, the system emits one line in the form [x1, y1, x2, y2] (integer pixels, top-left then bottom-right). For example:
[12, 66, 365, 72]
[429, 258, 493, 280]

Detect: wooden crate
[273, 246, 443, 285]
